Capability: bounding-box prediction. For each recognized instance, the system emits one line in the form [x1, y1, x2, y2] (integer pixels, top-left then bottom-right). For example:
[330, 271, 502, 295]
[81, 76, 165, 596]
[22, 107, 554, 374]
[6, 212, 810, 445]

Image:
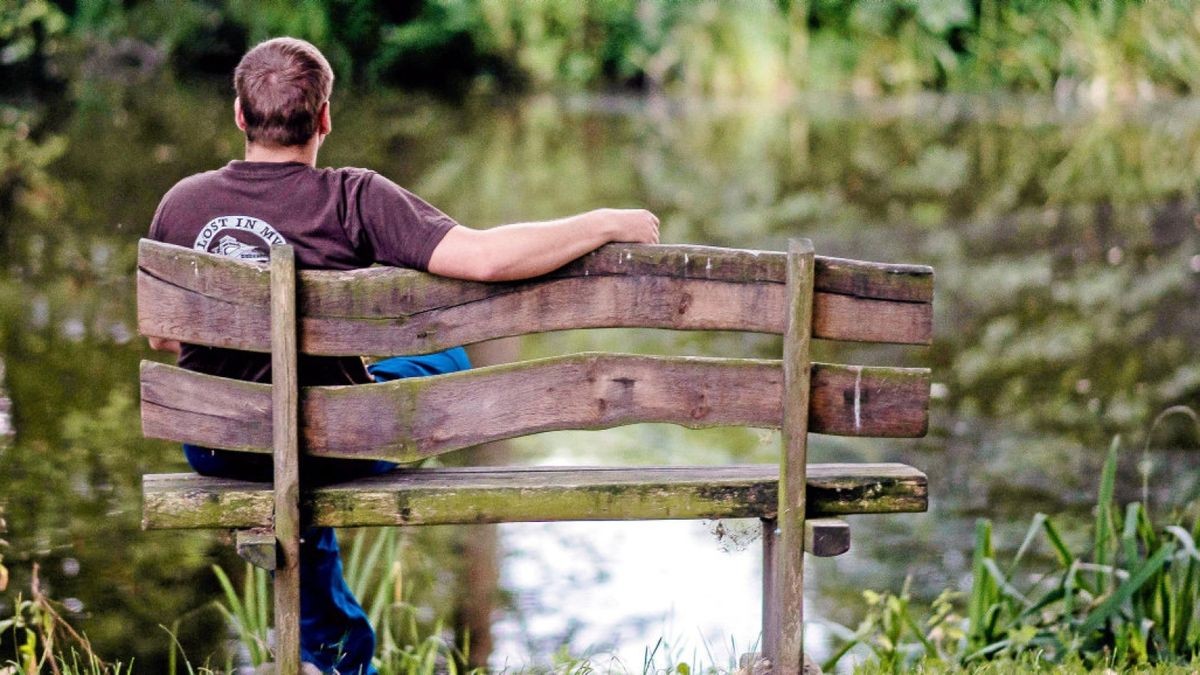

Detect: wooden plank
[774, 238, 814, 673]
[302, 276, 789, 356]
[761, 519, 778, 661]
[269, 246, 300, 674]
[235, 529, 277, 571]
[804, 518, 850, 557]
[136, 242, 273, 353]
[141, 463, 929, 530]
[136, 240, 934, 354]
[139, 355, 930, 462]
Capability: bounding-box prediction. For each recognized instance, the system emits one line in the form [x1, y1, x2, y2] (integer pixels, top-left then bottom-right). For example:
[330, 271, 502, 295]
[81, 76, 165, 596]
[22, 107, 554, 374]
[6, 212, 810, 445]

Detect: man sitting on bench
[147, 36, 659, 675]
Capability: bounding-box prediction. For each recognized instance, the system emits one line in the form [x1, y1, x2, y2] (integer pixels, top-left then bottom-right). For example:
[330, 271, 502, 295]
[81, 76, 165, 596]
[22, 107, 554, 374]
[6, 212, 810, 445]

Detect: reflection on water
[2, 79, 1200, 668]
[0, 358, 11, 441]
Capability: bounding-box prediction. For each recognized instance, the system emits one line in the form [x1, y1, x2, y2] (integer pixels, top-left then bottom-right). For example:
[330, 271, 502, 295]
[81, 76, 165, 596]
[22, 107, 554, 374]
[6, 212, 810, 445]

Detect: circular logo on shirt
[193, 216, 286, 262]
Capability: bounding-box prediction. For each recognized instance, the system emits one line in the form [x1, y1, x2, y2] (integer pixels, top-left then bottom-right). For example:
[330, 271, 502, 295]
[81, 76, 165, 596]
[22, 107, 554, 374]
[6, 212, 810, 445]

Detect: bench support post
[767, 238, 814, 673]
[271, 245, 301, 673]
[761, 517, 778, 660]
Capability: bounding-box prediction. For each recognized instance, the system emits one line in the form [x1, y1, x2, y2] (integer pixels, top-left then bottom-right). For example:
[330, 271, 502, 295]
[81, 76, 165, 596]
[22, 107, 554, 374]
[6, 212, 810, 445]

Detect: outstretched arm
[426, 208, 659, 282]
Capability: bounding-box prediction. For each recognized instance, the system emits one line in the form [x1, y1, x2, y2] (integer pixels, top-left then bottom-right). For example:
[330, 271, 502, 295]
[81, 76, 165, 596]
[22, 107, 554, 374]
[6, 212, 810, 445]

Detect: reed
[829, 409, 1200, 671]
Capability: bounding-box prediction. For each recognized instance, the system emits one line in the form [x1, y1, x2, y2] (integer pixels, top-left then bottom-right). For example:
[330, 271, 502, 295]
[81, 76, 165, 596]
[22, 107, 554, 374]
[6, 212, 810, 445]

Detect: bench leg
[270, 245, 301, 672]
[771, 238, 814, 674]
[761, 518, 778, 660]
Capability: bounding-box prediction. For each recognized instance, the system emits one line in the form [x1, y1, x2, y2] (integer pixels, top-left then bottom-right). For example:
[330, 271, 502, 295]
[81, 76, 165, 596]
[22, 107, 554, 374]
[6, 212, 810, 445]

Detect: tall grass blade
[1041, 517, 1074, 567]
[1094, 436, 1120, 595]
[1006, 512, 1048, 578]
[1080, 543, 1174, 636]
[1140, 406, 1200, 508]
[350, 529, 391, 601]
[982, 558, 1031, 607]
[1122, 503, 1141, 570]
[969, 519, 997, 650]
[212, 565, 247, 633]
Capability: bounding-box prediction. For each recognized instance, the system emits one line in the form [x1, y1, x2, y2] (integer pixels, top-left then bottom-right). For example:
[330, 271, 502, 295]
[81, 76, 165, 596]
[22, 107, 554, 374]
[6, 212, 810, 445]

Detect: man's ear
[234, 97, 247, 131]
[318, 101, 331, 136]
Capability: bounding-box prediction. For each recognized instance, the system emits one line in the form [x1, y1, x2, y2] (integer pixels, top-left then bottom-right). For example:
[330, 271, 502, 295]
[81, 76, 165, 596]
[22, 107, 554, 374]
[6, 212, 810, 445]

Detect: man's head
[234, 37, 334, 148]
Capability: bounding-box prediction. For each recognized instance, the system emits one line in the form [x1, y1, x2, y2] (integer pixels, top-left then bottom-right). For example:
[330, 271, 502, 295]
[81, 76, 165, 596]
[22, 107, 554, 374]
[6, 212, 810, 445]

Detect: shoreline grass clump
[0, 564, 133, 674]
[829, 409, 1200, 673]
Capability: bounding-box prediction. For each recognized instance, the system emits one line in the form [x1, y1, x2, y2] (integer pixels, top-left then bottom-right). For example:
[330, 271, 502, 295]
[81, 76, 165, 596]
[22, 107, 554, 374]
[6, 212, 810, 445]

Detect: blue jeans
[184, 348, 471, 674]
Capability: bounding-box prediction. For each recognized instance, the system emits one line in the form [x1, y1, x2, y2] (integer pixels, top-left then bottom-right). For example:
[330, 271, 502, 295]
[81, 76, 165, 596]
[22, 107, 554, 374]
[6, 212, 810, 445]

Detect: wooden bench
[136, 237, 933, 674]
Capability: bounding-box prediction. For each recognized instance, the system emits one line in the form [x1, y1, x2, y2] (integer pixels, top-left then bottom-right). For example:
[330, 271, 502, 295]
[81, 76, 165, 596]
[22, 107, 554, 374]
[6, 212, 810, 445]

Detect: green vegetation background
[9, 0, 1200, 99]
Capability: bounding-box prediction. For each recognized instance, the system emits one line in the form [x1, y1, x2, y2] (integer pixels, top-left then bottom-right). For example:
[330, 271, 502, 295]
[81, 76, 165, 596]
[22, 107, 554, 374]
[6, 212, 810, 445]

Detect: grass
[827, 409, 1200, 672]
[849, 654, 1200, 674]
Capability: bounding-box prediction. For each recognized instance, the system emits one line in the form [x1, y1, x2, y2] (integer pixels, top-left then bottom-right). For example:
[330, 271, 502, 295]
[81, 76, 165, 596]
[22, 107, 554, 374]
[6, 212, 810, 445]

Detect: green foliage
[830, 422, 1200, 670]
[13, 0, 1200, 98]
[0, 0, 67, 76]
[850, 653, 1200, 674]
[0, 106, 66, 220]
[207, 528, 479, 673]
[0, 567, 133, 674]
[210, 563, 270, 668]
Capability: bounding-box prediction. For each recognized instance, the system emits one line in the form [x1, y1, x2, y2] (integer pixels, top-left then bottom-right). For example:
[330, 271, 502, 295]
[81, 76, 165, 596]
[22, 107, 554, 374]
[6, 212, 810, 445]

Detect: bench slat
[142, 463, 927, 529]
[137, 240, 933, 355]
[141, 354, 930, 461]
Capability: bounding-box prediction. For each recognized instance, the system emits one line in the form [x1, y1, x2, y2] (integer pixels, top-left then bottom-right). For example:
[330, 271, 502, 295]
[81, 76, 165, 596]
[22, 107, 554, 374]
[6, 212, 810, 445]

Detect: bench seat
[142, 462, 927, 530]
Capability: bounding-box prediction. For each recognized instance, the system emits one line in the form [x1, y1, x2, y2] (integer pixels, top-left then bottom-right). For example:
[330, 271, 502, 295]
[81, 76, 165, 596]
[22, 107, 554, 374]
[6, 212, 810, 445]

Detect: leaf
[1041, 517, 1074, 567]
[1165, 526, 1200, 562]
[1094, 436, 1119, 594]
[968, 518, 996, 648]
[1122, 503, 1142, 567]
[982, 558, 1032, 607]
[1006, 512, 1047, 578]
[1079, 543, 1174, 636]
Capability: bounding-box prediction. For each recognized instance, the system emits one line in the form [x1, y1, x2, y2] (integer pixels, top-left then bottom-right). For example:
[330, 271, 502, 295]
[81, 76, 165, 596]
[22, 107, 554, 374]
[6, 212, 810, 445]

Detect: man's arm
[427, 208, 659, 282]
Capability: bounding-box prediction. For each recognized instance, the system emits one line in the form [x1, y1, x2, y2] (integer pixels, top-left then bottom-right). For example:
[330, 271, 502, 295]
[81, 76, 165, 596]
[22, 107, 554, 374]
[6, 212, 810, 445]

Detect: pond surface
[2, 79, 1200, 670]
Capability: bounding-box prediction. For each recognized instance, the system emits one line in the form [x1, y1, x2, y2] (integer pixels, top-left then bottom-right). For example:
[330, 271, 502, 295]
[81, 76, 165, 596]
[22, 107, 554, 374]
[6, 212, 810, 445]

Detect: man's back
[149, 160, 458, 385]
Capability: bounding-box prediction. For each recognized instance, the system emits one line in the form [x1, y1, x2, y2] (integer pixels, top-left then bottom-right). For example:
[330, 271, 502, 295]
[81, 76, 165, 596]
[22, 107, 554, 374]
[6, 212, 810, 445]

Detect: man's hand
[599, 208, 660, 244]
[428, 208, 662, 282]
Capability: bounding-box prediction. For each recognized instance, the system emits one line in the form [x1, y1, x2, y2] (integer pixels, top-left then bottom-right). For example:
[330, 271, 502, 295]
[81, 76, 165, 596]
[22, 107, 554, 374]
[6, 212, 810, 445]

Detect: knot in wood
[676, 292, 693, 315]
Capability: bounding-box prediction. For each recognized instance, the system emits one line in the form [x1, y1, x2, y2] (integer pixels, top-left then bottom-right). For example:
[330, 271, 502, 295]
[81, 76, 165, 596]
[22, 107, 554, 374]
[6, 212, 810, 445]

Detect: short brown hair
[234, 37, 334, 147]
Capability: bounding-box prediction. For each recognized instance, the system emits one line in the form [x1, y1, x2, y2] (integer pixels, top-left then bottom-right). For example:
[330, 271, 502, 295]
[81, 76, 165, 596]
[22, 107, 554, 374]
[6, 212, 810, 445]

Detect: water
[2, 78, 1200, 669]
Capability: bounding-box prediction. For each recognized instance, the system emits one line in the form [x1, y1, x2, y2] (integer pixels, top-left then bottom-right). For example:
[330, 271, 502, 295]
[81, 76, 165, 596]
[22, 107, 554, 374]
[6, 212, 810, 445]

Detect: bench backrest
[136, 239, 933, 461]
[137, 236, 933, 671]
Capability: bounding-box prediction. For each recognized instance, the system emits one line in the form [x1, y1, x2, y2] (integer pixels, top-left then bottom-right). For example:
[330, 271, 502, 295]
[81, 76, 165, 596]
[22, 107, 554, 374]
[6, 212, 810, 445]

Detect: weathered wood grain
[136, 239, 934, 354]
[761, 519, 778, 660]
[804, 518, 850, 558]
[139, 354, 930, 461]
[235, 529, 277, 571]
[141, 463, 929, 530]
[775, 238, 814, 672]
[269, 246, 300, 674]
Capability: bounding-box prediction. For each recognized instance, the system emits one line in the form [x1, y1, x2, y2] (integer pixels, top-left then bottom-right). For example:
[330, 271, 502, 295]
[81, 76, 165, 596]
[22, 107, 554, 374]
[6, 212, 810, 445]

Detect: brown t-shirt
[149, 160, 457, 386]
